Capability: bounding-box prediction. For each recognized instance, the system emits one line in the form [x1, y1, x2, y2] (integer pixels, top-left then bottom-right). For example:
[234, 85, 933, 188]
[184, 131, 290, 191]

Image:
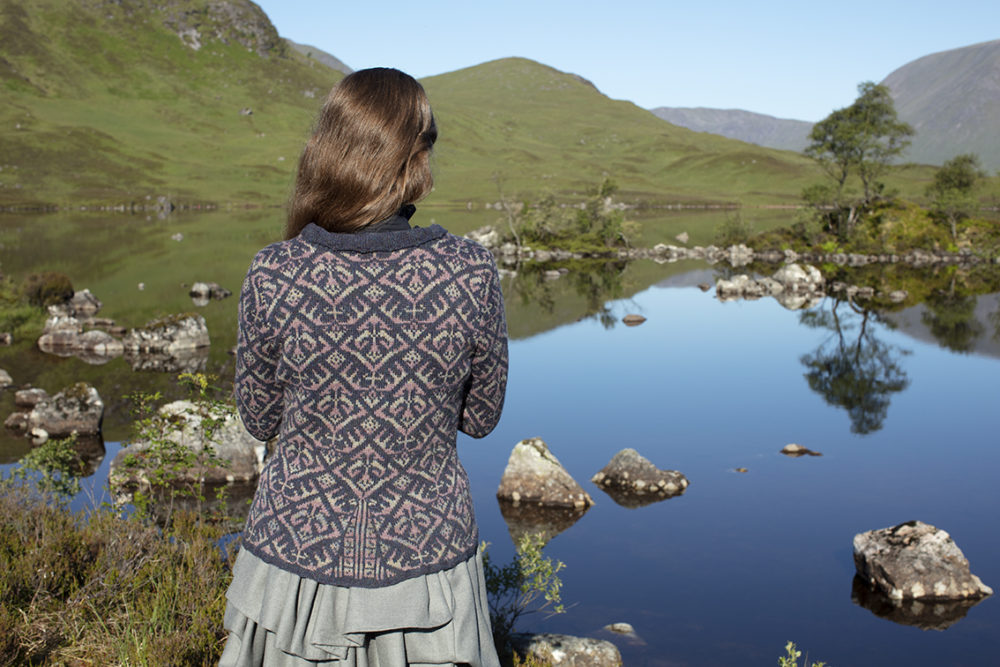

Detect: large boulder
[853, 521, 993, 602]
[591, 448, 688, 508]
[26, 382, 104, 437]
[497, 438, 593, 509]
[122, 313, 210, 354]
[510, 633, 622, 667]
[110, 400, 267, 501]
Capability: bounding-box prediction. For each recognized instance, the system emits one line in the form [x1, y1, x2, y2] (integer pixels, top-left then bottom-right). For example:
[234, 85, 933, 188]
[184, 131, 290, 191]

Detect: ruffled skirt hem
[219, 548, 499, 667]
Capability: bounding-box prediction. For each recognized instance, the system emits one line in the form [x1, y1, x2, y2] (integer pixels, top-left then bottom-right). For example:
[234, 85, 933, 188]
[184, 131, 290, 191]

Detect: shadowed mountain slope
[649, 107, 812, 152]
[882, 39, 1000, 171]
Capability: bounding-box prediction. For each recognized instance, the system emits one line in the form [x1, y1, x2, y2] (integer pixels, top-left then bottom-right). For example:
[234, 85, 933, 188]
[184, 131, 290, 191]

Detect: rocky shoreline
[465, 226, 1000, 268]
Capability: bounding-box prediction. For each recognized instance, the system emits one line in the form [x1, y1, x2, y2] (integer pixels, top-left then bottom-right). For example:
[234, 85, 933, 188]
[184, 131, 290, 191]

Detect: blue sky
[253, 0, 998, 122]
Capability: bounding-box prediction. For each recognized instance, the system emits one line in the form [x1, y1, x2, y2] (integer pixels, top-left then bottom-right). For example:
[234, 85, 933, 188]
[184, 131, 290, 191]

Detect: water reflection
[922, 278, 986, 353]
[503, 260, 627, 335]
[497, 499, 589, 546]
[851, 576, 988, 631]
[799, 298, 910, 435]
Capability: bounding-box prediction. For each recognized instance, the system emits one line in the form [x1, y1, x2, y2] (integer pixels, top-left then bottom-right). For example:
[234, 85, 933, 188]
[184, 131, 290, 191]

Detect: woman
[221, 68, 508, 667]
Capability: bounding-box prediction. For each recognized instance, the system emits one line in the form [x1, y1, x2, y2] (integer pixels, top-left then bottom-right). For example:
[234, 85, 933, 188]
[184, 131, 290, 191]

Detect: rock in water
[780, 443, 822, 457]
[189, 281, 232, 301]
[497, 438, 593, 509]
[621, 314, 646, 326]
[591, 448, 688, 507]
[510, 633, 622, 667]
[853, 521, 993, 601]
[110, 400, 267, 503]
[122, 313, 210, 354]
[27, 382, 104, 437]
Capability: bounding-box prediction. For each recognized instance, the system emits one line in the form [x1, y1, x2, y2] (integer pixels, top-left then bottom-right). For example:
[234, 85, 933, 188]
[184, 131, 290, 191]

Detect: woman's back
[236, 220, 507, 587]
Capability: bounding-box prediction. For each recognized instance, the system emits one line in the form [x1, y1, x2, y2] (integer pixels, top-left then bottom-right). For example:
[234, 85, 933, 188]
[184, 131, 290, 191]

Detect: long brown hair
[285, 68, 437, 238]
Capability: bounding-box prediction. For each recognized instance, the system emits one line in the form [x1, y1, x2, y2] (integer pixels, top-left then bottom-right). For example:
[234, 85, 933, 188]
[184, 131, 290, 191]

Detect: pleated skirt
[219, 548, 500, 667]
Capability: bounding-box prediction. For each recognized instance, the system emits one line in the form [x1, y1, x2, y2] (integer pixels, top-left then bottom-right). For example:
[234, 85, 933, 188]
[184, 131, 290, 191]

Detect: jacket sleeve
[234, 255, 284, 441]
[458, 257, 508, 438]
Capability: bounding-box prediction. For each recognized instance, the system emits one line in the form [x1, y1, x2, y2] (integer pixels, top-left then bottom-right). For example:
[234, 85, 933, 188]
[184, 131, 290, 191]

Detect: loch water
[0, 210, 998, 666]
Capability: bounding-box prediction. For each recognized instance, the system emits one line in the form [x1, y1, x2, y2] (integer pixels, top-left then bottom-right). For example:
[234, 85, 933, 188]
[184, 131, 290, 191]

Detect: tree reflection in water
[799, 298, 910, 435]
[921, 276, 985, 353]
[505, 260, 627, 330]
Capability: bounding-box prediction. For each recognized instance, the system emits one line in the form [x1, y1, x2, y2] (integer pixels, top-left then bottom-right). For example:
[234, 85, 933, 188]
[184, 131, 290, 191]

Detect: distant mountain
[648, 107, 812, 152]
[285, 39, 353, 75]
[882, 39, 1000, 171]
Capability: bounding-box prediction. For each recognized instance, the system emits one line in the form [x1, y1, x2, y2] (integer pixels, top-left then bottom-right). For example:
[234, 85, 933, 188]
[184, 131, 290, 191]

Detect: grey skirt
[219, 548, 500, 667]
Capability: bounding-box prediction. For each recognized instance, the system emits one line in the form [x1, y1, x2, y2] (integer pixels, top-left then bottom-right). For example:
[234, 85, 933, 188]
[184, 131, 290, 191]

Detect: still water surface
[0, 211, 997, 665]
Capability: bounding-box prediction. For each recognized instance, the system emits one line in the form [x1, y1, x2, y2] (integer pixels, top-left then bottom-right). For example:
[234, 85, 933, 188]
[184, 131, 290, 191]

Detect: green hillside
[0, 0, 342, 207]
[0, 1, 938, 211]
[421, 58, 824, 208]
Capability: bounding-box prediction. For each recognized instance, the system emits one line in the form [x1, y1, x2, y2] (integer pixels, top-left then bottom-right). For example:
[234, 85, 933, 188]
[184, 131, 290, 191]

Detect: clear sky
[253, 0, 998, 122]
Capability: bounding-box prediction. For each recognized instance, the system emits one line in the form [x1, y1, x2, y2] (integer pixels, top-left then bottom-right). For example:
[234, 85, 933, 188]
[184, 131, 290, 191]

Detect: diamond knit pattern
[235, 224, 508, 587]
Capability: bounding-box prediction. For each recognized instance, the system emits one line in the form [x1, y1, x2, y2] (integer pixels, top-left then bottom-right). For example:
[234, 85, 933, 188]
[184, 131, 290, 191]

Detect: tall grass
[0, 480, 233, 666]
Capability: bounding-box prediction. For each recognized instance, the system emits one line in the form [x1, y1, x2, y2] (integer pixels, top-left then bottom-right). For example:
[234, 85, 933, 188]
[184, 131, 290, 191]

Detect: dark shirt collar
[300, 206, 446, 253]
[365, 204, 416, 233]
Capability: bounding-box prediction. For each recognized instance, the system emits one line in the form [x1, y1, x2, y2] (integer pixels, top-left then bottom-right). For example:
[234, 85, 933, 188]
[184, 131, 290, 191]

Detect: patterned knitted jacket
[234, 221, 508, 587]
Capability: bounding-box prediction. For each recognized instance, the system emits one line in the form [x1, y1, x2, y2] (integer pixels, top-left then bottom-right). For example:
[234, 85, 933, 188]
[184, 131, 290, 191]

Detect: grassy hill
[0, 1, 939, 211]
[421, 58, 824, 208]
[0, 0, 342, 207]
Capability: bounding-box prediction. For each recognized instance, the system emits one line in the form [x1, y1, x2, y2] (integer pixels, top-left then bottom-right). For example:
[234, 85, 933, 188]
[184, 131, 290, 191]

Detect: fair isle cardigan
[234, 219, 508, 587]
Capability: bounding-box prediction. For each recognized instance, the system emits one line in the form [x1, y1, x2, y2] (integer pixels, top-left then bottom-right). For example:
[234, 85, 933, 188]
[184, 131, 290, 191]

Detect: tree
[926, 153, 984, 241]
[804, 82, 914, 239]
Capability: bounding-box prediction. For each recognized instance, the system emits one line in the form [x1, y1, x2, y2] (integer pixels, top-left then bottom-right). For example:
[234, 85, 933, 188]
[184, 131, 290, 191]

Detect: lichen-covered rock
[853, 521, 993, 601]
[110, 400, 267, 502]
[122, 313, 210, 354]
[69, 289, 102, 316]
[27, 382, 104, 437]
[510, 633, 622, 667]
[0, 369, 12, 388]
[497, 438, 593, 509]
[591, 448, 688, 507]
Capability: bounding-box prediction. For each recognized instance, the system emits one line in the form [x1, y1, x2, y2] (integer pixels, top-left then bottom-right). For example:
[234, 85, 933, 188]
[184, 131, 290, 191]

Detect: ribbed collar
[300, 207, 447, 253]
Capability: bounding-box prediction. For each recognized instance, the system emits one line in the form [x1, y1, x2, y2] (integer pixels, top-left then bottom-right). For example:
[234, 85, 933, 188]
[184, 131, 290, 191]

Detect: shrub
[22, 271, 74, 307]
[482, 533, 565, 653]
